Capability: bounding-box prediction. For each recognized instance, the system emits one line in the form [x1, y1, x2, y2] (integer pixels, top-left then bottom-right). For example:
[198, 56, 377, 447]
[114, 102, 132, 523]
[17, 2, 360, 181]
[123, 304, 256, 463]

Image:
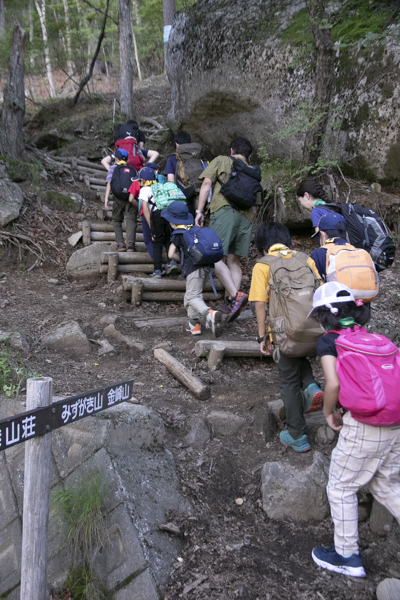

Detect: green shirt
[199, 155, 262, 222]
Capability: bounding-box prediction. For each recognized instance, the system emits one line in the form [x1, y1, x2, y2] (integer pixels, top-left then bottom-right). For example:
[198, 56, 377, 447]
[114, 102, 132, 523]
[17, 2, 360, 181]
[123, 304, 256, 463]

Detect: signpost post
[0, 376, 134, 600]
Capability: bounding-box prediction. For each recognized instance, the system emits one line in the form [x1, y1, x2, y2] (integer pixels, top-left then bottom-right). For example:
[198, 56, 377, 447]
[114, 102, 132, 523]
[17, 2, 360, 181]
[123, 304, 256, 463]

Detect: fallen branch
[154, 348, 211, 400]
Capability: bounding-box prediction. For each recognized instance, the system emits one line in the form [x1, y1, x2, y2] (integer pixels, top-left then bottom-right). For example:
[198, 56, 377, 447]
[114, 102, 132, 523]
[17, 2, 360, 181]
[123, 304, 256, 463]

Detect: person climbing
[195, 137, 262, 323]
[249, 222, 324, 453]
[162, 201, 223, 337]
[309, 282, 400, 578]
[296, 179, 335, 236]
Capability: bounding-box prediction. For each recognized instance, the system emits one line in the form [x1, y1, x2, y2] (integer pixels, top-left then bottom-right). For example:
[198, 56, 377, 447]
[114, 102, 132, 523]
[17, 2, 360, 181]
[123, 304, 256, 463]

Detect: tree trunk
[302, 0, 333, 168]
[118, 0, 134, 118]
[0, 22, 26, 158]
[0, 0, 5, 36]
[34, 0, 56, 98]
[163, 0, 176, 71]
[62, 0, 74, 78]
[29, 0, 34, 68]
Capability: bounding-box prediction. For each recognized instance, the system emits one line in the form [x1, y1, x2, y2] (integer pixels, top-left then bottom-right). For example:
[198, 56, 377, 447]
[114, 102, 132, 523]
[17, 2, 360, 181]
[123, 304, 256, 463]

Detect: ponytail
[296, 180, 331, 203]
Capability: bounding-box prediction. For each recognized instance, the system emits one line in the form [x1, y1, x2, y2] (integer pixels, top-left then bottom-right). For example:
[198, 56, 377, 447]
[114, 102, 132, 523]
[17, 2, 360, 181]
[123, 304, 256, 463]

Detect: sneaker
[116, 243, 126, 252]
[185, 319, 201, 335]
[227, 292, 248, 323]
[303, 383, 324, 414]
[165, 260, 178, 275]
[312, 546, 366, 578]
[220, 297, 232, 314]
[279, 430, 311, 452]
[207, 310, 222, 338]
[126, 243, 136, 252]
[150, 269, 164, 279]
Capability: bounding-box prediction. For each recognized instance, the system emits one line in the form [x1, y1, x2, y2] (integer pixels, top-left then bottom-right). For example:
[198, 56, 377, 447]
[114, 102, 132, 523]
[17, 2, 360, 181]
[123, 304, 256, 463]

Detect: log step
[122, 275, 222, 292]
[91, 232, 144, 242]
[195, 340, 262, 358]
[80, 222, 143, 233]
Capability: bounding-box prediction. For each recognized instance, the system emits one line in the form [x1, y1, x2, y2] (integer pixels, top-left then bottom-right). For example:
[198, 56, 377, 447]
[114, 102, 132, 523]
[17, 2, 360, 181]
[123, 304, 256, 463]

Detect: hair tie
[327, 303, 339, 315]
[355, 299, 364, 306]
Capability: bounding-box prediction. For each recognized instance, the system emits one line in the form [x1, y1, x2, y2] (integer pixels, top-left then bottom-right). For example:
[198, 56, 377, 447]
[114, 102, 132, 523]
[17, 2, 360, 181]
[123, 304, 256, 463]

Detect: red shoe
[227, 292, 248, 323]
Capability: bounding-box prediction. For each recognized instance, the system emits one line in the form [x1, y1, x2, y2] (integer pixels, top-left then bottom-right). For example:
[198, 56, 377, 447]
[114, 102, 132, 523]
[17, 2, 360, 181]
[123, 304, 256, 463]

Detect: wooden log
[90, 184, 107, 191]
[76, 165, 104, 176]
[208, 343, 225, 371]
[89, 176, 108, 185]
[122, 275, 222, 292]
[101, 251, 153, 264]
[154, 348, 211, 400]
[20, 377, 53, 600]
[107, 252, 119, 282]
[132, 316, 189, 328]
[50, 155, 65, 163]
[77, 158, 107, 172]
[131, 280, 144, 306]
[100, 263, 154, 274]
[82, 220, 91, 246]
[195, 339, 262, 358]
[142, 291, 220, 302]
[91, 232, 144, 242]
[82, 222, 143, 233]
[71, 157, 78, 169]
[83, 174, 90, 188]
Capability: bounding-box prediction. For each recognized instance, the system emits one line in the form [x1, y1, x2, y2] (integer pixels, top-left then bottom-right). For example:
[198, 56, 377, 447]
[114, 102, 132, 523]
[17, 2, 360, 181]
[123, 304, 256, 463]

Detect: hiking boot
[150, 269, 164, 279]
[207, 310, 222, 338]
[185, 319, 201, 336]
[312, 547, 366, 578]
[227, 292, 248, 323]
[279, 431, 311, 453]
[126, 243, 136, 252]
[220, 297, 232, 314]
[165, 260, 178, 275]
[303, 383, 324, 414]
[116, 243, 126, 252]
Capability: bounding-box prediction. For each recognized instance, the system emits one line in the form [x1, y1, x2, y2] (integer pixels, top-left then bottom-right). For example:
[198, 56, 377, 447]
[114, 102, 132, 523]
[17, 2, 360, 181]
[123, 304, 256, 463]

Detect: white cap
[307, 282, 355, 318]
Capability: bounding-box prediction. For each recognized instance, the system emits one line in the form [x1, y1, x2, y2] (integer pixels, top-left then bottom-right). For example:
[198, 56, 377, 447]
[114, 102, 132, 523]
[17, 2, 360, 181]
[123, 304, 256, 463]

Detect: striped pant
[328, 412, 400, 556]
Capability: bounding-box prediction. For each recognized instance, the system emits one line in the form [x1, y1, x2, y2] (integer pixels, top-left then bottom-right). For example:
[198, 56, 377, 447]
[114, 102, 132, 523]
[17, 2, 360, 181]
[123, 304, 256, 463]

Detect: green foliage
[64, 565, 111, 600]
[332, 2, 394, 47]
[0, 156, 42, 185]
[52, 469, 108, 563]
[0, 342, 40, 398]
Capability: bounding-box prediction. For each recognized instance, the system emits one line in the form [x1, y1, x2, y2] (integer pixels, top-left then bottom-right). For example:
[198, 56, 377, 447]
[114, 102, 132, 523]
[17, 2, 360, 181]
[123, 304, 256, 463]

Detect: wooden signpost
[0, 377, 133, 600]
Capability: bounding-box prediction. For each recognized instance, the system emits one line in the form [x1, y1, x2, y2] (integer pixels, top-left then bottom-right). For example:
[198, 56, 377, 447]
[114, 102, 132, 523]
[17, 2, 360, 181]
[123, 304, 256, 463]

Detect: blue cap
[138, 167, 155, 181]
[115, 149, 128, 160]
[161, 201, 193, 225]
[318, 211, 346, 232]
[145, 162, 159, 171]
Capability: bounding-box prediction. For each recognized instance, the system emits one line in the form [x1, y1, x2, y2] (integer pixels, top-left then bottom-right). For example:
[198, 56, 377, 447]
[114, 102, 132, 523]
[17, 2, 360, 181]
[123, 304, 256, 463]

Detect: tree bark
[119, 0, 134, 118]
[62, 0, 74, 78]
[0, 0, 5, 36]
[302, 0, 333, 168]
[29, 0, 34, 68]
[0, 22, 26, 158]
[163, 0, 176, 70]
[34, 0, 56, 98]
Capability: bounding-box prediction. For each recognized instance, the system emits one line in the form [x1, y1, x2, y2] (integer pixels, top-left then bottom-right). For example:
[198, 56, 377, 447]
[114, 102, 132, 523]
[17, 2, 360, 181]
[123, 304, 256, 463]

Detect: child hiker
[161, 201, 222, 337]
[249, 222, 324, 453]
[309, 282, 400, 578]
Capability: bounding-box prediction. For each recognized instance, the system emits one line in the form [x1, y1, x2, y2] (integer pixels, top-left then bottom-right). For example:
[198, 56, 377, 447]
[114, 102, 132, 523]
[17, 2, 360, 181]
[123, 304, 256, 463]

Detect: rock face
[0, 400, 190, 599]
[0, 178, 24, 226]
[261, 451, 330, 522]
[167, 0, 400, 180]
[66, 242, 113, 279]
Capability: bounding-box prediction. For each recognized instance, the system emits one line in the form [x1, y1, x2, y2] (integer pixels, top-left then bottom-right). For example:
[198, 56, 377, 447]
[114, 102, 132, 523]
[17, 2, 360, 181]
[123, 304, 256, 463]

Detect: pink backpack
[329, 326, 400, 426]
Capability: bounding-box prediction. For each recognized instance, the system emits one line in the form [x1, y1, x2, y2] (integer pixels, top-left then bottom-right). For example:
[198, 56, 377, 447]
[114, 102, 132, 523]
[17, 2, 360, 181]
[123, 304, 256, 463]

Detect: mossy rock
[43, 190, 84, 212]
[384, 143, 400, 181]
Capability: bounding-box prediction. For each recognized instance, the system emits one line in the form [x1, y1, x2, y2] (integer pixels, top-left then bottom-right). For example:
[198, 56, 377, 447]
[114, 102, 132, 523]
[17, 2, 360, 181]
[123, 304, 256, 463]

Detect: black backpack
[324, 203, 395, 272]
[218, 157, 262, 211]
[114, 121, 140, 144]
[110, 164, 137, 201]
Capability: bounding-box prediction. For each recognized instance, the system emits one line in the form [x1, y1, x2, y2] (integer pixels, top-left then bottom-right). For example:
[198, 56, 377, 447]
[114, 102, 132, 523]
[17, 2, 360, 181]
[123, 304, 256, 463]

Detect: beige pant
[184, 269, 210, 321]
[327, 412, 400, 555]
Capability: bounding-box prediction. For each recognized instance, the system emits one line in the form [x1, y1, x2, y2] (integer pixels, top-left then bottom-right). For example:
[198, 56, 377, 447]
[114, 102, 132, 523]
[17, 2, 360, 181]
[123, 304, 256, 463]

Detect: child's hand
[195, 213, 204, 228]
[260, 339, 272, 356]
[104, 202, 109, 211]
[325, 412, 343, 431]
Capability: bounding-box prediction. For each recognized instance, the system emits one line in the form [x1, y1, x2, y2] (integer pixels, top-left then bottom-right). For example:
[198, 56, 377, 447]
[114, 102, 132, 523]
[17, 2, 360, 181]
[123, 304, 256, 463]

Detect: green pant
[275, 352, 316, 439]
[112, 198, 138, 245]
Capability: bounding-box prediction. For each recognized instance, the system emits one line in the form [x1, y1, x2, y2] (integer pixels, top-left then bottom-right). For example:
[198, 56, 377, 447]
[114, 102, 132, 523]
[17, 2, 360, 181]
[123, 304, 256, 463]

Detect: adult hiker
[195, 137, 262, 322]
[164, 131, 206, 217]
[249, 222, 324, 453]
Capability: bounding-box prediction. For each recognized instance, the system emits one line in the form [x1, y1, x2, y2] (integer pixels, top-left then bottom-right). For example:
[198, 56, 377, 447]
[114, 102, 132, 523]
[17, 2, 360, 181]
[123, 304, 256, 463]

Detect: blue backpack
[182, 226, 224, 267]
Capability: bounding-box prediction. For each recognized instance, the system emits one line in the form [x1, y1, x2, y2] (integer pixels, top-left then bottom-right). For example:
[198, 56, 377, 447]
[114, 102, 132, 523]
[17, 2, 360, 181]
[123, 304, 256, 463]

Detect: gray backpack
[174, 142, 205, 199]
[258, 251, 323, 357]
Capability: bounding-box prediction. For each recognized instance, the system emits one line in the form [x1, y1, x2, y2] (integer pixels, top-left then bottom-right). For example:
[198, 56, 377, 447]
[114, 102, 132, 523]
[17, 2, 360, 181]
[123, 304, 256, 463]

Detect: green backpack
[150, 182, 187, 210]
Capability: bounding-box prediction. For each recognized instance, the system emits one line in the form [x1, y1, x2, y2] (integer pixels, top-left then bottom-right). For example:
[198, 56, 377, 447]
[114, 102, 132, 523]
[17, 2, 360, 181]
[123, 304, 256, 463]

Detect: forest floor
[1, 75, 400, 600]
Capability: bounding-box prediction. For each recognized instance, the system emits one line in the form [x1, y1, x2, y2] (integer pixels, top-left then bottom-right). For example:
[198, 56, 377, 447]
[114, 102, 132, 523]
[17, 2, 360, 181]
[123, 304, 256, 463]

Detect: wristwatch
[195, 209, 203, 214]
[256, 335, 265, 344]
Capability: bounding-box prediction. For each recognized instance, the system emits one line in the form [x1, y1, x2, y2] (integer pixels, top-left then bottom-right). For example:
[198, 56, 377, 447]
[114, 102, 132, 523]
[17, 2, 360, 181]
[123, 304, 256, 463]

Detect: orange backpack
[325, 240, 379, 301]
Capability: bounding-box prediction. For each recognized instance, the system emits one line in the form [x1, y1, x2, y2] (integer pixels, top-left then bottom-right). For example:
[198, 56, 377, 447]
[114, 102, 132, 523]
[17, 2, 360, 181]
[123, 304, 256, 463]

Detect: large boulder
[41, 321, 91, 357]
[261, 451, 330, 522]
[66, 242, 113, 279]
[0, 179, 24, 226]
